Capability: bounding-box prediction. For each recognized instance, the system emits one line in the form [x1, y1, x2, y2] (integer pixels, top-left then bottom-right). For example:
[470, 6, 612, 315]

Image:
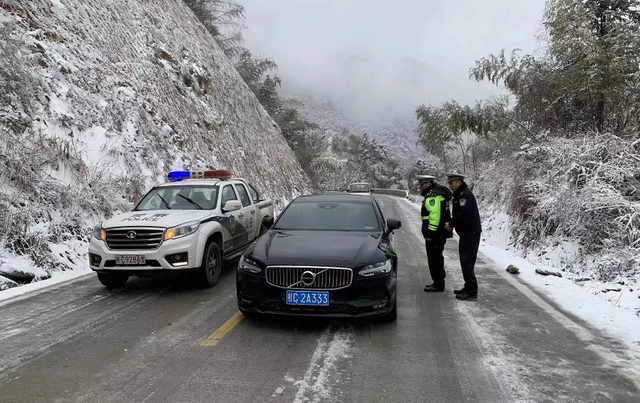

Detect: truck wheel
[97, 273, 129, 288]
[199, 241, 222, 287]
[259, 225, 268, 236]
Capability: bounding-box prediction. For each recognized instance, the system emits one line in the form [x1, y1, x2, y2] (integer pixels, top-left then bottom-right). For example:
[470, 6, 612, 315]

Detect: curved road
[0, 195, 638, 403]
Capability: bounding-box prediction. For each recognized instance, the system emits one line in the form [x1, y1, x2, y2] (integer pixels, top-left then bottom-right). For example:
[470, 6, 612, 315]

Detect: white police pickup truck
[88, 170, 274, 288]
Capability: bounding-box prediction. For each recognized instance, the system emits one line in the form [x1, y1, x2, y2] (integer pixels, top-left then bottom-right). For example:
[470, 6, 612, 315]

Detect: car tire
[97, 273, 129, 288]
[199, 241, 222, 287]
[238, 306, 255, 318]
[382, 297, 398, 322]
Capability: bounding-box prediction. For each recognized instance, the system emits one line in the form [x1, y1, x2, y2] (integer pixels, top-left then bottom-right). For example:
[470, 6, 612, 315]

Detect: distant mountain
[279, 53, 455, 162]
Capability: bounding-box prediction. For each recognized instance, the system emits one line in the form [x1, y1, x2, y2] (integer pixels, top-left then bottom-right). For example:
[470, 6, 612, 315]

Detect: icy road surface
[0, 195, 638, 403]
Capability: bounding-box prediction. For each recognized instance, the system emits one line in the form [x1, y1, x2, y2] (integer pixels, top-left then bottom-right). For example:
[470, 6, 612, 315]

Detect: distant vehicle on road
[348, 182, 372, 196]
[88, 170, 274, 288]
[236, 194, 401, 321]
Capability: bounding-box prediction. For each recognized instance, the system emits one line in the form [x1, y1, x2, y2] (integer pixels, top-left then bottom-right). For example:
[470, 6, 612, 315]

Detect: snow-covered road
[0, 195, 638, 403]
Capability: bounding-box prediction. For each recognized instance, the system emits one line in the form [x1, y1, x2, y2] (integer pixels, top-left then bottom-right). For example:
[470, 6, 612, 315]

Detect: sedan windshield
[275, 200, 380, 231]
[136, 186, 218, 211]
[350, 184, 370, 193]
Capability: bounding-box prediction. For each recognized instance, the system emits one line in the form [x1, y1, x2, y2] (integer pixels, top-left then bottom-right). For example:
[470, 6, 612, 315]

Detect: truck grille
[266, 266, 353, 290]
[105, 228, 164, 250]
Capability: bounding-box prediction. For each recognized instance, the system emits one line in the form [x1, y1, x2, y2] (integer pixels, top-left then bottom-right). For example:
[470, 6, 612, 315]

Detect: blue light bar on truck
[167, 170, 233, 182]
[167, 171, 191, 181]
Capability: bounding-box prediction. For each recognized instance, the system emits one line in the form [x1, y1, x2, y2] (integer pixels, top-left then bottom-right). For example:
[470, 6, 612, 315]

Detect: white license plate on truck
[115, 255, 145, 265]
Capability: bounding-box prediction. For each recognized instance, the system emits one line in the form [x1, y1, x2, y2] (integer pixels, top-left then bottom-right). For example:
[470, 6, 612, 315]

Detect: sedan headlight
[164, 221, 200, 241]
[238, 255, 262, 274]
[358, 259, 393, 277]
[92, 224, 106, 241]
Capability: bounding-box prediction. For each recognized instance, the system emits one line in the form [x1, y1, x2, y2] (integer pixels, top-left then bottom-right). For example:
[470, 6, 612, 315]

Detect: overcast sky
[239, 0, 546, 122]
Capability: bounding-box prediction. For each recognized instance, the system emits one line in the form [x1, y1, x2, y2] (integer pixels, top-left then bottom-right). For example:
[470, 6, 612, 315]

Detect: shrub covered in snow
[477, 133, 640, 284]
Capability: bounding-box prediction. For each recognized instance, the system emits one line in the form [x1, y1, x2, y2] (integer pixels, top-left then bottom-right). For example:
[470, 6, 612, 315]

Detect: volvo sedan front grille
[266, 266, 353, 290]
[105, 228, 164, 250]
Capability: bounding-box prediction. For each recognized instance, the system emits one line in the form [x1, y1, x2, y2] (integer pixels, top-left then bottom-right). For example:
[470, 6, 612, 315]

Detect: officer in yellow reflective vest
[418, 175, 452, 292]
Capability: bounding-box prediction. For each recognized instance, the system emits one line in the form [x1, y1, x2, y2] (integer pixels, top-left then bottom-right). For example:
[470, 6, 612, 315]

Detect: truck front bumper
[88, 234, 201, 272]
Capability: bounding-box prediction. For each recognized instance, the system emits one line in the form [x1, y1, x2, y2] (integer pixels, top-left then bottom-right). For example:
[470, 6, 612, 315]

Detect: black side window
[221, 185, 238, 207]
[235, 184, 252, 207]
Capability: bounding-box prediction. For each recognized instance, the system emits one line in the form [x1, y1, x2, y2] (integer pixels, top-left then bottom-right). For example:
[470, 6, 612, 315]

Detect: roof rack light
[167, 170, 233, 182]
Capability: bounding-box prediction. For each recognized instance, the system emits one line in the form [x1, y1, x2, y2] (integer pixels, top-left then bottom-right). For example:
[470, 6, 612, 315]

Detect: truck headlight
[238, 255, 262, 274]
[164, 221, 200, 241]
[358, 260, 393, 277]
[92, 224, 106, 241]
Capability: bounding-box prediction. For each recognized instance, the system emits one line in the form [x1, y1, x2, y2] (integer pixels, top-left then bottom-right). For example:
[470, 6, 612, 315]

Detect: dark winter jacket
[421, 183, 452, 241]
[450, 182, 482, 238]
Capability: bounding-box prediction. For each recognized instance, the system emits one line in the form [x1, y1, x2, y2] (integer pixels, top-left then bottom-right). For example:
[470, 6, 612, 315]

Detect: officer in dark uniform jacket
[445, 174, 482, 300]
[418, 175, 452, 292]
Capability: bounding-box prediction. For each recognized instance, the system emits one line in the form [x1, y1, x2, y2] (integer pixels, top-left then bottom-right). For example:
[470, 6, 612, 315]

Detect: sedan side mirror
[223, 200, 243, 213]
[386, 218, 402, 236]
[124, 202, 135, 212]
[263, 216, 275, 229]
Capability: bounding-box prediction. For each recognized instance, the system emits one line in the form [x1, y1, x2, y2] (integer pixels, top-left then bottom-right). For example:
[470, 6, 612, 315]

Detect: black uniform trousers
[426, 239, 446, 289]
[458, 233, 480, 295]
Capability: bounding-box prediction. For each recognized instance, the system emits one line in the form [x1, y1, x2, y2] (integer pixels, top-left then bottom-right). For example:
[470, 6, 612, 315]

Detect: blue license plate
[286, 290, 329, 306]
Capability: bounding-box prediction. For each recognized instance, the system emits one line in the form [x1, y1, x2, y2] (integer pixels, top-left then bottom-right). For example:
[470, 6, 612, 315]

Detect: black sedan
[236, 194, 401, 321]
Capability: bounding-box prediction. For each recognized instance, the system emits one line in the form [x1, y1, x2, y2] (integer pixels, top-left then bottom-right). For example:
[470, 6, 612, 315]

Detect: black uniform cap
[447, 173, 465, 184]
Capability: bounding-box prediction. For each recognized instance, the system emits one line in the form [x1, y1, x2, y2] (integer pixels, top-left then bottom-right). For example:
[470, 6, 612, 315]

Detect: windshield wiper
[177, 194, 203, 210]
[156, 194, 171, 210]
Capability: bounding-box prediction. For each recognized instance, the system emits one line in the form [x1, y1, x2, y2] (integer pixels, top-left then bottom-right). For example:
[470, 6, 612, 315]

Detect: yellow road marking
[200, 311, 245, 347]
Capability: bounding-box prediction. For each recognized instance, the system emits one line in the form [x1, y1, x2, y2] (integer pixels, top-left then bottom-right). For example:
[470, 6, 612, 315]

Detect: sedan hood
[250, 230, 386, 267]
[102, 210, 213, 229]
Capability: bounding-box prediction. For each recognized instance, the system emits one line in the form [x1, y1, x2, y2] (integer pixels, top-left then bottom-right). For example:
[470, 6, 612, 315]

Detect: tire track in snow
[289, 326, 354, 403]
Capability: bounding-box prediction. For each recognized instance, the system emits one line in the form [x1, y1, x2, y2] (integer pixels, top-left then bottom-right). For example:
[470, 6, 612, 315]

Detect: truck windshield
[136, 186, 219, 211]
[274, 200, 380, 231]
[350, 184, 370, 193]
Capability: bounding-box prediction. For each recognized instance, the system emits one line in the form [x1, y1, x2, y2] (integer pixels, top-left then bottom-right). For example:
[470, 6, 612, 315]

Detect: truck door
[220, 184, 248, 250]
[234, 183, 257, 242]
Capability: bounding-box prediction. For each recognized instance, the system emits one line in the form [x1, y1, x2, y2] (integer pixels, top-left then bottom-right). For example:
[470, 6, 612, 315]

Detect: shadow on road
[242, 311, 396, 333]
[94, 257, 241, 294]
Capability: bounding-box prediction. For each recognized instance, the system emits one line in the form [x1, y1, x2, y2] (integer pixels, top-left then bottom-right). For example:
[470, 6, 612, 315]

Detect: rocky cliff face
[0, 0, 309, 281]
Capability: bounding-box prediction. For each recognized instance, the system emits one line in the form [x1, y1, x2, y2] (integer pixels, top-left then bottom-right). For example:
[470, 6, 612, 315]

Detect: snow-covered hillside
[476, 133, 640, 315]
[0, 0, 309, 288]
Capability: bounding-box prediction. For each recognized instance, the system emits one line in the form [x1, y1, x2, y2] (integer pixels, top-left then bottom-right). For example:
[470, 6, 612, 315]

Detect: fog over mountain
[240, 0, 545, 159]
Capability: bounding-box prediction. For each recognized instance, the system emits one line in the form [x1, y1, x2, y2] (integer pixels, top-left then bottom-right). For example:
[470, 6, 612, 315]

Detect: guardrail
[371, 189, 409, 198]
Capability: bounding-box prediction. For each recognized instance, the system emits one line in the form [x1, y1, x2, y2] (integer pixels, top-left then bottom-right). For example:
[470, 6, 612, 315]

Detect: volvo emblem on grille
[126, 231, 137, 239]
[301, 271, 315, 286]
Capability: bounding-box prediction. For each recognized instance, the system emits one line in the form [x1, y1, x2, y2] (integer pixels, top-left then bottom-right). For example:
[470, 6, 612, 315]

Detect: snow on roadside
[481, 204, 640, 316]
[0, 241, 91, 303]
[480, 245, 640, 358]
[0, 267, 92, 304]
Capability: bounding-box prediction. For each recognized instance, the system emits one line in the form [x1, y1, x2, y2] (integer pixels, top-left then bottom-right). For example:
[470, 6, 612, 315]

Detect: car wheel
[382, 297, 398, 322]
[199, 241, 222, 287]
[238, 306, 255, 318]
[97, 273, 129, 288]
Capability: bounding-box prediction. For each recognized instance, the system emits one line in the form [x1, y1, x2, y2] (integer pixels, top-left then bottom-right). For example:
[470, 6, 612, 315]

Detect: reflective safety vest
[422, 195, 444, 233]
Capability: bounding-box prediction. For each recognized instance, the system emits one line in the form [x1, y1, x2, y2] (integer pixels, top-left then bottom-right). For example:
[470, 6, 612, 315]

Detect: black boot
[455, 292, 477, 301]
[453, 288, 466, 295]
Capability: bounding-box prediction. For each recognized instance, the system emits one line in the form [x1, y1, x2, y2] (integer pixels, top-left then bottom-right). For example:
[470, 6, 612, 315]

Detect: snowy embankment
[0, 0, 310, 295]
[475, 133, 640, 317]
[481, 205, 640, 316]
